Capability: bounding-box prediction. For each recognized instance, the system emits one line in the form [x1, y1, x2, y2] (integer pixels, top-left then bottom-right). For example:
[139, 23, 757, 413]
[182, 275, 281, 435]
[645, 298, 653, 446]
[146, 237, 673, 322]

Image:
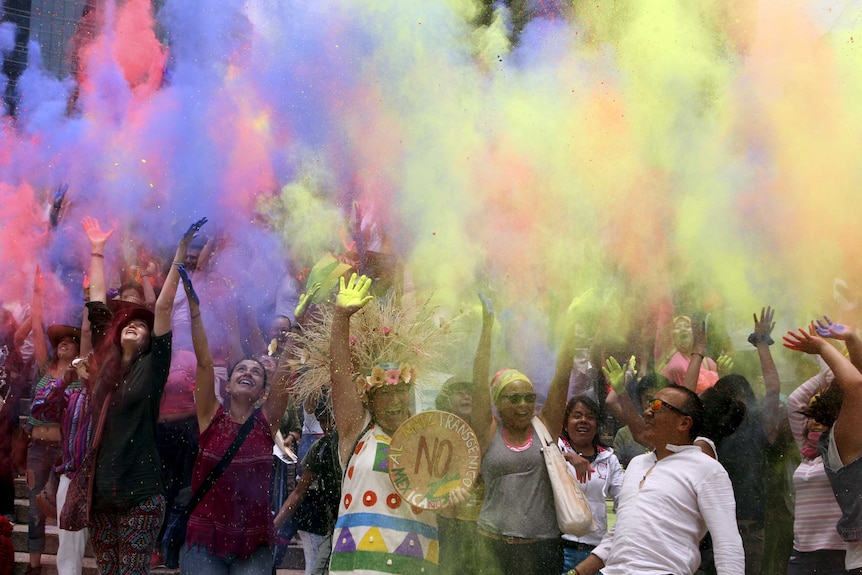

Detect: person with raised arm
[83, 217, 201, 574]
[659, 315, 719, 393]
[573, 382, 744, 575]
[697, 308, 784, 575]
[435, 292, 494, 575]
[470, 293, 585, 575]
[22, 267, 81, 575]
[785, 361, 847, 574]
[784, 319, 862, 572]
[176, 258, 293, 574]
[328, 273, 439, 575]
[678, 317, 734, 394]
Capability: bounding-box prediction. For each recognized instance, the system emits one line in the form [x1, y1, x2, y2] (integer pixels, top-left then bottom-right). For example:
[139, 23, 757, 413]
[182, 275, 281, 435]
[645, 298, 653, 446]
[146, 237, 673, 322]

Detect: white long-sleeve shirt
[593, 444, 744, 575]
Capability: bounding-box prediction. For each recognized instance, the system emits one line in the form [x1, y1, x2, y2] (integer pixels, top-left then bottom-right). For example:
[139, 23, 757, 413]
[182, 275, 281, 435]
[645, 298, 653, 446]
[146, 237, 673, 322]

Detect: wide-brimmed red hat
[110, 304, 155, 344]
[107, 297, 147, 314]
[46, 325, 81, 350]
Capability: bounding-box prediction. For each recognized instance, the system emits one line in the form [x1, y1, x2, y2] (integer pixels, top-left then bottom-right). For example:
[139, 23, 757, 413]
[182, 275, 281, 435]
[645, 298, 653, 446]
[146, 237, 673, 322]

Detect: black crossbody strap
[182, 412, 257, 518]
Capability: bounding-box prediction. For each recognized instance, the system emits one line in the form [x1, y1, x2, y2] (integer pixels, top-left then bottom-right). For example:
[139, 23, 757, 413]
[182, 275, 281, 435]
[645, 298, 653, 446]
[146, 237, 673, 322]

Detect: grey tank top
[477, 422, 560, 539]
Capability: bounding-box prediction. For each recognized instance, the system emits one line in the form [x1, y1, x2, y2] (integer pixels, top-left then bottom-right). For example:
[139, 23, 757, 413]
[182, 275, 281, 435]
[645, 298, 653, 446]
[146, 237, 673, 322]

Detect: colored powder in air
[0, 0, 859, 377]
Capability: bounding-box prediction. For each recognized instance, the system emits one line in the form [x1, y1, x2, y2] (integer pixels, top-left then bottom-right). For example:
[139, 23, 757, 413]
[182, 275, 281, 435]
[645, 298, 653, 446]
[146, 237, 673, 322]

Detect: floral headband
[355, 362, 416, 400]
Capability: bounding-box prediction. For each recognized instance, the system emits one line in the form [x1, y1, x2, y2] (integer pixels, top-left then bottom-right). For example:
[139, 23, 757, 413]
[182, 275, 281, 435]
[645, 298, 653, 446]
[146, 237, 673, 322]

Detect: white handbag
[532, 416, 596, 536]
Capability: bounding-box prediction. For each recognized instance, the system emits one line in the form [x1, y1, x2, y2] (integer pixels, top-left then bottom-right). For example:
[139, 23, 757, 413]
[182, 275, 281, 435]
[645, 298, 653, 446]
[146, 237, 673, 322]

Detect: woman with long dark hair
[83, 216, 203, 574]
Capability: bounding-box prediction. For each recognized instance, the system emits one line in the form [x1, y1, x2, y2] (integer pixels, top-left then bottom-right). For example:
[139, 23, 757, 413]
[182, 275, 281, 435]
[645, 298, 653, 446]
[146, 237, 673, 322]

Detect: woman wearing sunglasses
[471, 297, 583, 575]
[557, 395, 623, 575]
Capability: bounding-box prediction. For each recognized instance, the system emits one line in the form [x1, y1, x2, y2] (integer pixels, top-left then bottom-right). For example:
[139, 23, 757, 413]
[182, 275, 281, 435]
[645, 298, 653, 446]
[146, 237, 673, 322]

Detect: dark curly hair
[798, 383, 842, 428]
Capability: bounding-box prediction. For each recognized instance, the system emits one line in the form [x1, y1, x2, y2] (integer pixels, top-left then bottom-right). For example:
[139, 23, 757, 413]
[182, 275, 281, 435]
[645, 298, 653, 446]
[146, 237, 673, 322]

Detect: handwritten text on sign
[388, 410, 481, 510]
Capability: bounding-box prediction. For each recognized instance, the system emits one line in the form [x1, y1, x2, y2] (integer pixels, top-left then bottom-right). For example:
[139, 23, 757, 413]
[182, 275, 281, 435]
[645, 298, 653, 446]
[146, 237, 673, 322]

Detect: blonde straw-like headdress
[287, 294, 465, 404]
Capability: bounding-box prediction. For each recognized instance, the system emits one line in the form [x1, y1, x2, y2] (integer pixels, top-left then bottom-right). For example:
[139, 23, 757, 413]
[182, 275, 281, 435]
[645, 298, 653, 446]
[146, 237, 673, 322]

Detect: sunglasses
[501, 392, 537, 404]
[649, 398, 691, 417]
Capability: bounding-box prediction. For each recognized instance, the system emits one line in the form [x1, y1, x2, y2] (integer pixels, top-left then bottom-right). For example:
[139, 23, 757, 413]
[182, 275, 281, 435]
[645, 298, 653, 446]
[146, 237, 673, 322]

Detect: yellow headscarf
[490, 368, 533, 403]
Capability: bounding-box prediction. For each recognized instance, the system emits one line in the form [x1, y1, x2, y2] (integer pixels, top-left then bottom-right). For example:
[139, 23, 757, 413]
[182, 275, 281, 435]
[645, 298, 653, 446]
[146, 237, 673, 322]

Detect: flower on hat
[360, 363, 415, 399]
[369, 366, 387, 387]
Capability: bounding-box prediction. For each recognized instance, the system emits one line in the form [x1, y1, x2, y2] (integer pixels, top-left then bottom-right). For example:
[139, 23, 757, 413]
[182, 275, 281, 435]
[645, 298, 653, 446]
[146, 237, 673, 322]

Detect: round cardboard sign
[388, 410, 482, 510]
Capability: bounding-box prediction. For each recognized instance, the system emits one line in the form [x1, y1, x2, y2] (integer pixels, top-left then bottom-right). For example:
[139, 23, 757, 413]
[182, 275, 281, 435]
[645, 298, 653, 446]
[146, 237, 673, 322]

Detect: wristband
[171, 261, 183, 266]
[91, 252, 104, 259]
[747, 333, 774, 347]
[690, 352, 704, 359]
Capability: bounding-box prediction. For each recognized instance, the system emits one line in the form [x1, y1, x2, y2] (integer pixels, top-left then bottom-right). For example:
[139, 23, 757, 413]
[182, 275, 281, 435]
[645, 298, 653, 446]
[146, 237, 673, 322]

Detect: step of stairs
[12, 551, 99, 575]
[10, 478, 305, 574]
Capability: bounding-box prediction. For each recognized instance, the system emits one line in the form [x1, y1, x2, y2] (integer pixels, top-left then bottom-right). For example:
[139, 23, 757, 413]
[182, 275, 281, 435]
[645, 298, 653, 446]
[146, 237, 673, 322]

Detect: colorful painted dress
[330, 418, 438, 574]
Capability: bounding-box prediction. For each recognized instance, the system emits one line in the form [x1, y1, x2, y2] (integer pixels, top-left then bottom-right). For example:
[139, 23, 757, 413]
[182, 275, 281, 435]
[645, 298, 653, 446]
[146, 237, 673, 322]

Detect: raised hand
[180, 217, 208, 248]
[81, 217, 114, 251]
[142, 259, 159, 279]
[49, 183, 69, 228]
[567, 287, 595, 315]
[335, 273, 373, 315]
[33, 266, 43, 293]
[748, 306, 776, 347]
[691, 317, 708, 354]
[783, 324, 826, 355]
[295, 282, 322, 319]
[716, 354, 734, 377]
[814, 316, 852, 341]
[478, 291, 494, 320]
[603, 356, 635, 394]
[177, 265, 199, 306]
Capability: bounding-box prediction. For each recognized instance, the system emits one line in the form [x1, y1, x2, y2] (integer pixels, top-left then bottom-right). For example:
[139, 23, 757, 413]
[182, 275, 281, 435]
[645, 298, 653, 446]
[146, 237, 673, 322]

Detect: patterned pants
[90, 494, 166, 575]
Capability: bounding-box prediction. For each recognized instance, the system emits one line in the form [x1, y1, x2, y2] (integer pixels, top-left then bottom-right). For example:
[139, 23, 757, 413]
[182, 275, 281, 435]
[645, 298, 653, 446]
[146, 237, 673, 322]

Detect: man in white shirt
[573, 385, 744, 575]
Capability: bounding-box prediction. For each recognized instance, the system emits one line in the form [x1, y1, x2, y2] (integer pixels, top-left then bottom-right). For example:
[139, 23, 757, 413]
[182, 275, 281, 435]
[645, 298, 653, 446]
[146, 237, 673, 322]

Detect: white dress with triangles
[330, 417, 439, 574]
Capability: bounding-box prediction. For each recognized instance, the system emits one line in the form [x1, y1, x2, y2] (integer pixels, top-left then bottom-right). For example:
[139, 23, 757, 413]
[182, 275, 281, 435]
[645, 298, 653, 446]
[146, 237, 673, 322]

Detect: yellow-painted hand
[295, 282, 322, 318]
[716, 354, 734, 377]
[336, 273, 373, 314]
[603, 355, 635, 395]
[566, 288, 595, 315]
